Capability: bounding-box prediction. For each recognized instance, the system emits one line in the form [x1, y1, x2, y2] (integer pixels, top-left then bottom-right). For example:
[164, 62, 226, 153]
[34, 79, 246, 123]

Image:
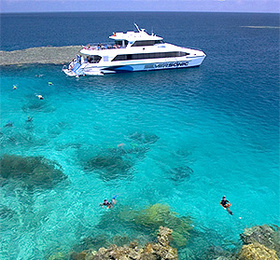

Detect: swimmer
[220, 196, 233, 215]
[26, 116, 33, 122]
[4, 121, 13, 127]
[99, 199, 112, 209]
[117, 143, 125, 148]
[48, 82, 53, 86]
[99, 195, 117, 209]
[36, 95, 44, 100]
[13, 85, 17, 90]
[110, 195, 117, 207]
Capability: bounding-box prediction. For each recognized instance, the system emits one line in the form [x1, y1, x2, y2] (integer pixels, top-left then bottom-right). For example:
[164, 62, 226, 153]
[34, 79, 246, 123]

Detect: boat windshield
[115, 40, 129, 48]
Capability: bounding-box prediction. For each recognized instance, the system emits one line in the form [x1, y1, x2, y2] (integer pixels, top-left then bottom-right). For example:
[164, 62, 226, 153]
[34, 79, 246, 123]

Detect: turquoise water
[1, 12, 279, 259]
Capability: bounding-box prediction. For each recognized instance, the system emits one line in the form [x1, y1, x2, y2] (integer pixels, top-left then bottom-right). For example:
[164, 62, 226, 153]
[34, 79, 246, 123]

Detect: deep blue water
[0, 12, 279, 259]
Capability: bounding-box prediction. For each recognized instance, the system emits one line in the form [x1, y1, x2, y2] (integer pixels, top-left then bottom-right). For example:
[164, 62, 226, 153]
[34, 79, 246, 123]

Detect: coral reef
[108, 146, 149, 160]
[84, 155, 133, 181]
[0, 154, 67, 189]
[237, 242, 278, 260]
[70, 226, 178, 260]
[240, 224, 280, 257]
[0, 132, 47, 149]
[128, 132, 159, 145]
[22, 100, 56, 113]
[0, 205, 16, 219]
[47, 122, 70, 138]
[117, 203, 193, 248]
[112, 235, 130, 247]
[48, 251, 67, 260]
[81, 141, 152, 182]
[168, 166, 193, 182]
[202, 246, 235, 260]
[73, 234, 110, 253]
[48, 221, 280, 260]
[55, 143, 82, 151]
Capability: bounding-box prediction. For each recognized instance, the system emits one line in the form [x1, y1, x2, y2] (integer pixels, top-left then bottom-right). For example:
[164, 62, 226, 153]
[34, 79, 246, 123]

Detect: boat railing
[186, 46, 204, 52]
[82, 42, 126, 51]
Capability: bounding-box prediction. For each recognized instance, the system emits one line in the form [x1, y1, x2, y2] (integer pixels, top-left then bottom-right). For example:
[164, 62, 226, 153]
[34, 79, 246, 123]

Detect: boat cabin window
[112, 51, 189, 61]
[87, 55, 102, 63]
[132, 40, 156, 47]
[155, 40, 164, 44]
[131, 40, 164, 47]
[115, 40, 128, 47]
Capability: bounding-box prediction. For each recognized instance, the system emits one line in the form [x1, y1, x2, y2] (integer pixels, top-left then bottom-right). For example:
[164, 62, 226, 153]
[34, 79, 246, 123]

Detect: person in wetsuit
[220, 196, 233, 215]
[99, 196, 117, 209]
[100, 199, 111, 208]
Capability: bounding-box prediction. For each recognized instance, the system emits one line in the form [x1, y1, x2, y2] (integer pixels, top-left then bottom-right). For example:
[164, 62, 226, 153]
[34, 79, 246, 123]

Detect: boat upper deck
[81, 24, 165, 54]
[109, 29, 163, 42]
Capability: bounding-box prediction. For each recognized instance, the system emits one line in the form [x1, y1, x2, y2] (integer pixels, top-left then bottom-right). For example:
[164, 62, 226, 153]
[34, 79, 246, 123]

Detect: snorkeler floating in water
[26, 116, 33, 122]
[36, 95, 44, 100]
[220, 196, 233, 215]
[99, 195, 117, 209]
[4, 121, 13, 127]
[100, 199, 111, 209]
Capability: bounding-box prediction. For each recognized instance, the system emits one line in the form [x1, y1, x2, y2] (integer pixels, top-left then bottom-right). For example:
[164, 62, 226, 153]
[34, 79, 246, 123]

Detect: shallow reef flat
[241, 26, 280, 29]
[0, 46, 82, 66]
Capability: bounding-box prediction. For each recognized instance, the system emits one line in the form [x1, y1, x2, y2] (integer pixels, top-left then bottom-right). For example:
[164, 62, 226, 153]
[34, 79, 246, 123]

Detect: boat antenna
[134, 23, 141, 32]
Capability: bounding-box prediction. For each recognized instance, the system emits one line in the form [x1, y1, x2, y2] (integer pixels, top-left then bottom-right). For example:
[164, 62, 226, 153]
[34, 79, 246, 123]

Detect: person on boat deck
[69, 59, 75, 70]
[220, 196, 233, 215]
[76, 55, 81, 64]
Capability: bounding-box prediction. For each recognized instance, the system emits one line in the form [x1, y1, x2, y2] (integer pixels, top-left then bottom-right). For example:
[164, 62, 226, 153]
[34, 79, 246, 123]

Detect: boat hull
[63, 56, 205, 76]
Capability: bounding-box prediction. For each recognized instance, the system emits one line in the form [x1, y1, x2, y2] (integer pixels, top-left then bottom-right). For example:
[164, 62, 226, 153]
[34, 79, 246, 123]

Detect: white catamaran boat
[63, 24, 206, 76]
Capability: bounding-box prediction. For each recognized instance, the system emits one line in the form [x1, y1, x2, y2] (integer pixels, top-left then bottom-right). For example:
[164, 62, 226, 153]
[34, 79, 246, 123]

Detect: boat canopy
[109, 25, 163, 42]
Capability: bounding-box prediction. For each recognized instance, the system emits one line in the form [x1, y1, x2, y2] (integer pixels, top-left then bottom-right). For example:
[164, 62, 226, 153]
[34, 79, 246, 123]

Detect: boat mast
[134, 23, 141, 32]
